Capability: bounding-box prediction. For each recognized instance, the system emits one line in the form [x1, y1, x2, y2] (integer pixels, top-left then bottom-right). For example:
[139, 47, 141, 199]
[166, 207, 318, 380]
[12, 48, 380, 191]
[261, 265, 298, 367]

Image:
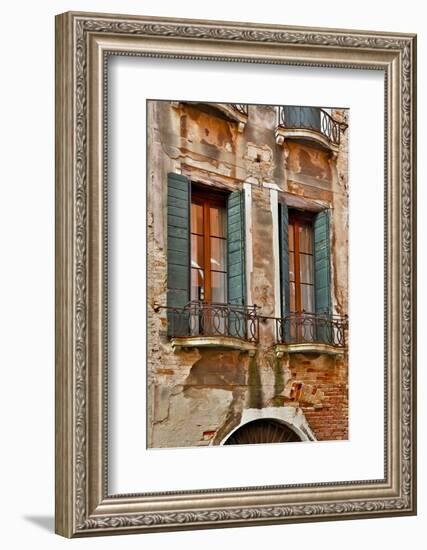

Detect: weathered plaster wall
[331, 109, 349, 315]
[147, 101, 349, 448]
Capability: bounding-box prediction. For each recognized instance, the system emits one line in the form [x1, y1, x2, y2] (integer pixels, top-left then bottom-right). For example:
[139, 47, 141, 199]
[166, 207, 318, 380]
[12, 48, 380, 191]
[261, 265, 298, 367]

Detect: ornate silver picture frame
[55, 11, 416, 537]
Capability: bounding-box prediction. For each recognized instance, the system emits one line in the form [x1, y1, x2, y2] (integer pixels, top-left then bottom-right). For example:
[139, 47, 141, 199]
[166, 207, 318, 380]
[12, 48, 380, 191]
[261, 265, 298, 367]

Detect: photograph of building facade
[147, 100, 349, 448]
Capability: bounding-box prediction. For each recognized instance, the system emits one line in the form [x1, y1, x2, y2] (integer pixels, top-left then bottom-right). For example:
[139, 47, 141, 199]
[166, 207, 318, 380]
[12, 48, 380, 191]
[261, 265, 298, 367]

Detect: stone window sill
[171, 336, 256, 355]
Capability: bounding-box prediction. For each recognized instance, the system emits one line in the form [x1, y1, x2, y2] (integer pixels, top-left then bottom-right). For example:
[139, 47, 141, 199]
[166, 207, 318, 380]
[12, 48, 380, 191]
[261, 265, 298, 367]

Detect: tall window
[167, 173, 246, 338]
[190, 188, 227, 304]
[279, 201, 333, 344]
[288, 211, 315, 313]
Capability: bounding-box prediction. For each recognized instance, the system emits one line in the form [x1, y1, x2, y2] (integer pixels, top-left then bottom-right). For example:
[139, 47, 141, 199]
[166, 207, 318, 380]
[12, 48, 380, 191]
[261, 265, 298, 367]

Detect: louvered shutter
[279, 201, 290, 318]
[279, 201, 291, 342]
[314, 209, 332, 343]
[167, 173, 190, 336]
[227, 191, 246, 338]
[314, 209, 332, 314]
[227, 191, 246, 306]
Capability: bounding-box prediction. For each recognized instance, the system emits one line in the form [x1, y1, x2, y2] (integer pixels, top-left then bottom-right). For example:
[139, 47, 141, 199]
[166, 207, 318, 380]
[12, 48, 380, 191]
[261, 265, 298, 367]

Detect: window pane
[301, 284, 314, 313]
[299, 224, 313, 253]
[289, 281, 296, 313]
[211, 271, 227, 303]
[210, 237, 227, 271]
[300, 253, 314, 284]
[191, 202, 203, 234]
[288, 223, 294, 251]
[210, 205, 226, 238]
[191, 268, 205, 301]
[191, 234, 204, 269]
[289, 251, 295, 282]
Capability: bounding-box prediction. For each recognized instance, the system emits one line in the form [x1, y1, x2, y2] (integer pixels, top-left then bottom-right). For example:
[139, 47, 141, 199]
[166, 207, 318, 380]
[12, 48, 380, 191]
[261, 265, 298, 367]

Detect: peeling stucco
[147, 101, 349, 448]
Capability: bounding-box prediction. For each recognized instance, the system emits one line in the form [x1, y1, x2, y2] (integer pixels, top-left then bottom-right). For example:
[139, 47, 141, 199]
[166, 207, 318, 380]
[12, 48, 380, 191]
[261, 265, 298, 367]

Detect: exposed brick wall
[287, 353, 348, 441]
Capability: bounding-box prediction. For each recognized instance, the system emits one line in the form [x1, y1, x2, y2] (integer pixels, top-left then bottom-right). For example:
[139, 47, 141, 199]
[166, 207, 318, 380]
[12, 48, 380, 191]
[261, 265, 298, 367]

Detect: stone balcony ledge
[171, 101, 248, 132]
[275, 126, 340, 154]
[212, 104, 248, 132]
[274, 342, 345, 358]
[171, 336, 256, 356]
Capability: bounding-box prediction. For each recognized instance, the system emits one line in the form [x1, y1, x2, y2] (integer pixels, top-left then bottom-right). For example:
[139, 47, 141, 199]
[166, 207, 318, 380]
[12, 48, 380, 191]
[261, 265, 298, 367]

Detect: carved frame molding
[55, 12, 416, 537]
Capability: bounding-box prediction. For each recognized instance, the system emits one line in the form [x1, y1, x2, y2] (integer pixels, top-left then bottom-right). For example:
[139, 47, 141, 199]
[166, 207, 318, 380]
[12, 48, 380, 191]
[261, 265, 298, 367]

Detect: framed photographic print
[55, 11, 417, 537]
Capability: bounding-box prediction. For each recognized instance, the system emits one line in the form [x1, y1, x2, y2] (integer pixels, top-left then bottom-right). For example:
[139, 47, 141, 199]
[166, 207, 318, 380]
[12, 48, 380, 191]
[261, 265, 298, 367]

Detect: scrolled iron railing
[163, 301, 259, 343]
[230, 103, 249, 116]
[275, 311, 348, 348]
[277, 106, 346, 146]
[156, 302, 347, 349]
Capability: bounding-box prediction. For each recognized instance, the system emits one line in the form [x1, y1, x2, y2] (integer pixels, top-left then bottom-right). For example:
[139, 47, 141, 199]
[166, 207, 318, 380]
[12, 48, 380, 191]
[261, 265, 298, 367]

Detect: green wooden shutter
[314, 209, 332, 343]
[167, 172, 190, 336]
[279, 201, 291, 342]
[227, 191, 246, 306]
[279, 202, 290, 318]
[227, 191, 246, 338]
[314, 209, 332, 315]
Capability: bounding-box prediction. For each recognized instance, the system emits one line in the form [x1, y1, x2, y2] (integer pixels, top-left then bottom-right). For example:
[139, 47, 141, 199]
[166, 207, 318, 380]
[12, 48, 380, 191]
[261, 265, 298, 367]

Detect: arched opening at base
[223, 419, 302, 445]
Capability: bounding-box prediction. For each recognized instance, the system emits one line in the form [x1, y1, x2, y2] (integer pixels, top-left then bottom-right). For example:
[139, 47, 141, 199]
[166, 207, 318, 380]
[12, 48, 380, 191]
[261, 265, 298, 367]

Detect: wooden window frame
[288, 210, 315, 314]
[191, 186, 228, 304]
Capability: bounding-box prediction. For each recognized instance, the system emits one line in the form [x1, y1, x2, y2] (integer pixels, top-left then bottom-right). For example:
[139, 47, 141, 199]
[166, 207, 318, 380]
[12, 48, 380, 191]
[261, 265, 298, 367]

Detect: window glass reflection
[191, 202, 203, 234]
[209, 206, 226, 238]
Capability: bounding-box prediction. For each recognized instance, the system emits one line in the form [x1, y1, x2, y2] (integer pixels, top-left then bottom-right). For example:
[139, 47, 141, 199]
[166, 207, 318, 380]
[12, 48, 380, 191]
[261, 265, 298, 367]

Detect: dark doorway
[223, 419, 301, 445]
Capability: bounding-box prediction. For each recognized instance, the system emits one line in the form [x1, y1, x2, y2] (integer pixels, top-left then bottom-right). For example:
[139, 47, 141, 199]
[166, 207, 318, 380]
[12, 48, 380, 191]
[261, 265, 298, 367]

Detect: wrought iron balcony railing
[277, 106, 346, 146]
[230, 103, 248, 116]
[164, 301, 259, 343]
[155, 302, 348, 349]
[275, 311, 348, 348]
